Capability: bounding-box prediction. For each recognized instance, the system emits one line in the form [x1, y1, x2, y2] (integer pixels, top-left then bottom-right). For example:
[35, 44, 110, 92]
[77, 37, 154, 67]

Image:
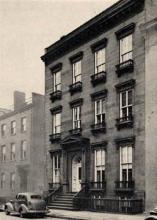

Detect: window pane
[128, 90, 132, 105]
[121, 92, 126, 107]
[122, 108, 127, 118]
[120, 34, 132, 62]
[128, 146, 132, 163]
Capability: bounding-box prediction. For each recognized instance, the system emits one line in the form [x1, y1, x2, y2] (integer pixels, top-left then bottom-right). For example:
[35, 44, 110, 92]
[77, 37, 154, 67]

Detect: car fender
[5, 202, 14, 212]
[18, 204, 29, 214]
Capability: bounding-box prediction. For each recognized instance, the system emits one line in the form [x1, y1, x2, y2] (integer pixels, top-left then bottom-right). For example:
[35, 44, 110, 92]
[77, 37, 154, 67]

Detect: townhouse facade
[0, 91, 46, 201]
[41, 0, 157, 213]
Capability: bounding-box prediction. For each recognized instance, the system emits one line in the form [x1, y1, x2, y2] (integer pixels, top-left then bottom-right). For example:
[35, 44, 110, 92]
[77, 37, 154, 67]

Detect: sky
[0, 0, 118, 109]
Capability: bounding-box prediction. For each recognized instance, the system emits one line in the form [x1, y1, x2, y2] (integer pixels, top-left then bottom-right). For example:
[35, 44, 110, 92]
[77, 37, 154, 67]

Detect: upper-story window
[10, 172, 15, 191]
[94, 98, 106, 125]
[1, 124, 6, 137]
[72, 105, 81, 130]
[10, 143, 16, 161]
[54, 70, 61, 92]
[120, 34, 132, 63]
[94, 149, 105, 183]
[95, 48, 106, 74]
[53, 113, 61, 134]
[1, 173, 5, 189]
[11, 121, 16, 135]
[72, 60, 82, 84]
[21, 140, 27, 160]
[21, 117, 27, 132]
[1, 145, 6, 161]
[120, 90, 132, 119]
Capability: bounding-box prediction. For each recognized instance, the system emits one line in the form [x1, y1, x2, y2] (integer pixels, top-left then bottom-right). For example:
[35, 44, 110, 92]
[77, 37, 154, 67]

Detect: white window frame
[54, 70, 61, 92]
[72, 60, 82, 83]
[120, 90, 132, 119]
[53, 113, 61, 134]
[94, 149, 105, 182]
[120, 34, 132, 63]
[11, 143, 16, 161]
[94, 99, 106, 124]
[1, 173, 5, 189]
[52, 154, 60, 183]
[1, 124, 6, 137]
[1, 145, 6, 161]
[72, 106, 81, 129]
[11, 121, 16, 135]
[95, 48, 106, 74]
[21, 141, 27, 160]
[10, 172, 15, 190]
[120, 145, 133, 182]
[21, 117, 27, 132]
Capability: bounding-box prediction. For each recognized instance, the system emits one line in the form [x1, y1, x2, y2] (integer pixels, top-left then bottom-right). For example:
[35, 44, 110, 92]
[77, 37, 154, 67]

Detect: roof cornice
[41, 0, 144, 65]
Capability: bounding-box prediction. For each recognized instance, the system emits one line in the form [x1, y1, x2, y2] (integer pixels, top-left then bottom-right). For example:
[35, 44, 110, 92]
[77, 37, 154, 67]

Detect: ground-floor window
[94, 149, 105, 183]
[10, 172, 15, 191]
[52, 154, 61, 183]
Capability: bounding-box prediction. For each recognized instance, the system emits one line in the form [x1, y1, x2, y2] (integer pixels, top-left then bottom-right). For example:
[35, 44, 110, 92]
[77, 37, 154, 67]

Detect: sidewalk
[47, 209, 148, 220]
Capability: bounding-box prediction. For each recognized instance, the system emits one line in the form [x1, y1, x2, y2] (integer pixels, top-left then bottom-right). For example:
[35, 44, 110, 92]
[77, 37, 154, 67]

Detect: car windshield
[30, 195, 42, 199]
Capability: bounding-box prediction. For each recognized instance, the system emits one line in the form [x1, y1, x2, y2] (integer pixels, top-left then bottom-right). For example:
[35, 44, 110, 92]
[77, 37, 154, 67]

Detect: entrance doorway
[72, 155, 82, 192]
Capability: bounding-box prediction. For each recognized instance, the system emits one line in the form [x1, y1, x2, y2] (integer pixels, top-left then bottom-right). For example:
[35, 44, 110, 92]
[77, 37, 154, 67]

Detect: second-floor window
[52, 154, 61, 183]
[21, 141, 27, 160]
[94, 99, 106, 124]
[1, 173, 5, 189]
[1, 124, 6, 137]
[54, 70, 61, 92]
[1, 145, 6, 161]
[95, 48, 106, 74]
[120, 34, 132, 63]
[53, 113, 61, 134]
[72, 60, 82, 84]
[94, 149, 105, 182]
[11, 121, 16, 135]
[72, 106, 81, 129]
[120, 145, 133, 182]
[10, 143, 16, 161]
[120, 90, 132, 119]
[21, 117, 27, 132]
[10, 172, 15, 190]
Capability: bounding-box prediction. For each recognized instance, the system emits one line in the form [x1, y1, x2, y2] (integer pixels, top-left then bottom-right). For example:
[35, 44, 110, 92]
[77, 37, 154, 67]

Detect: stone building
[41, 0, 157, 213]
[0, 91, 46, 200]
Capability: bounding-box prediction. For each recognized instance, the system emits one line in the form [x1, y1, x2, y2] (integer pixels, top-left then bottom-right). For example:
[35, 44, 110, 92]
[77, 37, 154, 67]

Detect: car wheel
[5, 208, 10, 215]
[19, 209, 25, 218]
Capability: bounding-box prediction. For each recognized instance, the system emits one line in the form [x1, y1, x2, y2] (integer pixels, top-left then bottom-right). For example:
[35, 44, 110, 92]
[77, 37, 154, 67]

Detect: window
[21, 141, 27, 160]
[1, 173, 5, 189]
[10, 172, 15, 190]
[54, 70, 61, 92]
[72, 60, 82, 83]
[120, 34, 132, 63]
[21, 117, 26, 132]
[52, 154, 60, 183]
[72, 106, 81, 129]
[1, 145, 6, 161]
[94, 99, 106, 124]
[120, 145, 132, 182]
[11, 121, 16, 135]
[1, 124, 6, 137]
[53, 113, 61, 134]
[94, 149, 105, 182]
[95, 48, 105, 74]
[10, 143, 15, 161]
[120, 90, 132, 119]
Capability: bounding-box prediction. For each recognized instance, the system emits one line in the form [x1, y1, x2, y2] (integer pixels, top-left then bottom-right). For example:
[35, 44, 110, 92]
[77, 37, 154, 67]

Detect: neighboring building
[41, 0, 157, 213]
[0, 91, 45, 200]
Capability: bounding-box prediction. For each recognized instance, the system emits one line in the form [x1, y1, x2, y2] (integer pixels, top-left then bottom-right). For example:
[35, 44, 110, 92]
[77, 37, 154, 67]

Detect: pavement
[47, 209, 148, 220]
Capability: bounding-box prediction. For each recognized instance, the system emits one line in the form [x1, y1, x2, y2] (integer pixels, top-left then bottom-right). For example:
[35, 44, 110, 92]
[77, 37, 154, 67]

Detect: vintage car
[145, 208, 157, 220]
[5, 192, 48, 218]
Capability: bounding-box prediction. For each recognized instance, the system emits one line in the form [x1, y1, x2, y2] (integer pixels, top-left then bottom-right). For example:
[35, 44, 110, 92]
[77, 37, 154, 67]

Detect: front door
[72, 155, 82, 192]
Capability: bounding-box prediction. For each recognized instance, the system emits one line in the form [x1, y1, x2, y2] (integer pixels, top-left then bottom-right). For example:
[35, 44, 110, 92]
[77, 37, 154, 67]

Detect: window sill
[115, 181, 135, 194]
[49, 133, 61, 143]
[91, 122, 106, 134]
[69, 82, 82, 95]
[116, 59, 134, 77]
[116, 116, 133, 130]
[91, 71, 106, 86]
[50, 90, 62, 102]
[69, 128, 82, 135]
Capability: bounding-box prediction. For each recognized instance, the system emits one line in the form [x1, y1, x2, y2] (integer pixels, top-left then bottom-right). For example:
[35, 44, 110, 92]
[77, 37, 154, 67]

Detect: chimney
[14, 91, 25, 111]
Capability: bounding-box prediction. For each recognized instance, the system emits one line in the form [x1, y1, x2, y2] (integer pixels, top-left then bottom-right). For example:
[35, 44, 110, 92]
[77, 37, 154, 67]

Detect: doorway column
[62, 149, 68, 193]
[81, 148, 86, 187]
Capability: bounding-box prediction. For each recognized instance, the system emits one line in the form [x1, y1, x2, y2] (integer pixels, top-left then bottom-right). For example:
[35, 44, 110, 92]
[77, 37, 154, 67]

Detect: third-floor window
[95, 48, 106, 74]
[21, 117, 27, 132]
[72, 106, 81, 129]
[54, 70, 61, 92]
[94, 99, 106, 124]
[11, 121, 16, 135]
[120, 90, 132, 119]
[53, 113, 61, 134]
[120, 34, 132, 63]
[72, 60, 82, 84]
[10, 143, 16, 161]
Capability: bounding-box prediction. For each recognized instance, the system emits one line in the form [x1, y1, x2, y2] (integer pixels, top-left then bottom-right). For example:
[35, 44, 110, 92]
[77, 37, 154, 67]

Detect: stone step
[50, 202, 74, 207]
[48, 205, 77, 210]
[54, 200, 74, 204]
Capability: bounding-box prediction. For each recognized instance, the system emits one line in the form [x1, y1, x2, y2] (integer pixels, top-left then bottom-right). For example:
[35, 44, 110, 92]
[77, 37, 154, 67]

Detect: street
[0, 212, 64, 220]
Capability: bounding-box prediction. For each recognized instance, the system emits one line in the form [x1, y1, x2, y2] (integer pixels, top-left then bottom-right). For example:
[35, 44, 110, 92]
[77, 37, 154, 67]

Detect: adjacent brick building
[0, 91, 46, 200]
[41, 0, 157, 213]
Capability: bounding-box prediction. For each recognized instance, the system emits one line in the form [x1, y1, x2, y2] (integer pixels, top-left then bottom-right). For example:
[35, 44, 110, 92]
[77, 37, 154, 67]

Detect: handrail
[46, 185, 62, 204]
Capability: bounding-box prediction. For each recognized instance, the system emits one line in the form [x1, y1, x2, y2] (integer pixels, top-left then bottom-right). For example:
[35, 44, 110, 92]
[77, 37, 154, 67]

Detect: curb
[46, 213, 87, 220]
